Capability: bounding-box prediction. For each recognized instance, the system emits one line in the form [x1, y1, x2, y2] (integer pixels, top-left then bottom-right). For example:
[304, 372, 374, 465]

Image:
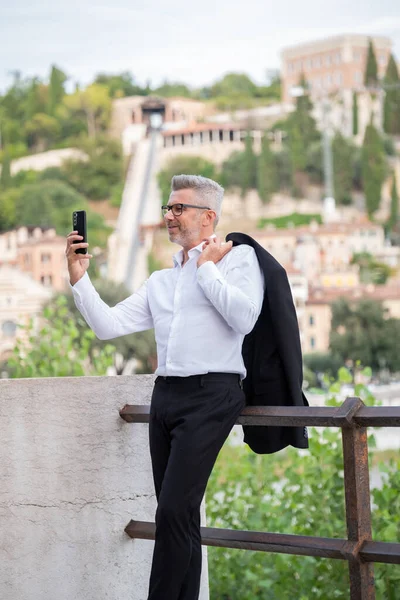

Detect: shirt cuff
[69, 271, 93, 299]
[197, 261, 224, 286]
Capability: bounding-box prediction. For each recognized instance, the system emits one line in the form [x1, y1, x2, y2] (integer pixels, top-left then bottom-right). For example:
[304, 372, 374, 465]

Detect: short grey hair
[171, 174, 224, 226]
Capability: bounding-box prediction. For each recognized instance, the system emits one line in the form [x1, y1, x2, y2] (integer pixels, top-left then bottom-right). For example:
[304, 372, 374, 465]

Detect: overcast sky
[1, 0, 400, 92]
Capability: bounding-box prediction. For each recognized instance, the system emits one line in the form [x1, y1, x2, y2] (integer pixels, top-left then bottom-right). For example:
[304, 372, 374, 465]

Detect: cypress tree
[383, 54, 400, 135]
[287, 77, 319, 173]
[0, 151, 11, 189]
[332, 133, 354, 205]
[387, 173, 399, 231]
[257, 133, 278, 203]
[47, 65, 67, 116]
[364, 39, 379, 88]
[361, 123, 386, 217]
[352, 92, 359, 136]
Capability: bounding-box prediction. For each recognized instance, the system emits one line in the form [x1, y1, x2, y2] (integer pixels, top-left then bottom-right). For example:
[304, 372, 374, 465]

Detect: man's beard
[167, 219, 201, 246]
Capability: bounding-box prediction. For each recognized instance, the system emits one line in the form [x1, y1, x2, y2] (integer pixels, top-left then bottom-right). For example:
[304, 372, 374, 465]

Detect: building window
[41, 253, 51, 264]
[335, 71, 343, 85]
[379, 54, 386, 65]
[309, 315, 315, 326]
[325, 54, 332, 66]
[305, 58, 311, 70]
[40, 275, 53, 286]
[314, 56, 321, 68]
[2, 320, 17, 337]
[326, 74, 332, 85]
[353, 49, 362, 62]
[334, 52, 341, 64]
[310, 336, 316, 349]
[354, 71, 362, 84]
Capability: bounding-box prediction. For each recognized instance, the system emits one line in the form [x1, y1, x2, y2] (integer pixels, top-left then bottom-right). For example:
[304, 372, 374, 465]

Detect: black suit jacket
[226, 232, 309, 454]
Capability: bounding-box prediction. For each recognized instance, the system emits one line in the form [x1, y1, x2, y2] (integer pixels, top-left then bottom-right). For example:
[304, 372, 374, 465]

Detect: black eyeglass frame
[161, 203, 212, 216]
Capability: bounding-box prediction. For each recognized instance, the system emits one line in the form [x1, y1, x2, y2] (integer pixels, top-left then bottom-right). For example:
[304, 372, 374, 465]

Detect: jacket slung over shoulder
[226, 232, 309, 454]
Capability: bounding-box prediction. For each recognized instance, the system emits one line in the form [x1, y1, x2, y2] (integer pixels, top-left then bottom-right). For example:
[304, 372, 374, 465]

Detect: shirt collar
[172, 235, 216, 267]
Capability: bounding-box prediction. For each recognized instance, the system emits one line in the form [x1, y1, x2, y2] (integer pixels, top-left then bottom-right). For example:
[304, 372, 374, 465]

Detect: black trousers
[147, 372, 246, 600]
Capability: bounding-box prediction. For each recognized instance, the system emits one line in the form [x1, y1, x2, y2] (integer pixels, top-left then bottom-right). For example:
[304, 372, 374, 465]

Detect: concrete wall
[0, 376, 209, 600]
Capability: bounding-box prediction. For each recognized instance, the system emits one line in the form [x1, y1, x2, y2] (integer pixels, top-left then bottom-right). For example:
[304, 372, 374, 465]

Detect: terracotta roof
[0, 225, 54, 236]
[17, 236, 66, 247]
[307, 283, 400, 305]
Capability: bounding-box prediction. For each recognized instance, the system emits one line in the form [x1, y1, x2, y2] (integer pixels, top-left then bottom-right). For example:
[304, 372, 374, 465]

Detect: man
[66, 175, 264, 600]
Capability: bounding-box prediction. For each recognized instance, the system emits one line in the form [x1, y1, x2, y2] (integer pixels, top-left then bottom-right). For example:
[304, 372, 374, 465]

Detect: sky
[1, 0, 400, 93]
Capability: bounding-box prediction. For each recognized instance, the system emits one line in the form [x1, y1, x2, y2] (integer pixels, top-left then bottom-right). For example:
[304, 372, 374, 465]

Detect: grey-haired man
[66, 175, 264, 600]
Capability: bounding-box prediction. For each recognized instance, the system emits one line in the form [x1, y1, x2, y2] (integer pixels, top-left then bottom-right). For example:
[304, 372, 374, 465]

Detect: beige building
[253, 220, 387, 284]
[0, 265, 53, 362]
[302, 283, 400, 354]
[0, 227, 69, 292]
[0, 227, 69, 363]
[0, 226, 54, 264]
[281, 34, 392, 104]
[17, 235, 69, 292]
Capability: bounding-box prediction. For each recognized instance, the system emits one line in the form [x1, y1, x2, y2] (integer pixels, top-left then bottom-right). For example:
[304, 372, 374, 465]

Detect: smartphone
[72, 210, 87, 254]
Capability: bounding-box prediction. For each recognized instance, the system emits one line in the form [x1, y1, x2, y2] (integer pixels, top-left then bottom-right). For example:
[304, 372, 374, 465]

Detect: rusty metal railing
[119, 397, 400, 600]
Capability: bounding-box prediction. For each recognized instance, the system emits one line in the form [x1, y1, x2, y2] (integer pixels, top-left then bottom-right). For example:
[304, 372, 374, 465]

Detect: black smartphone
[72, 210, 87, 254]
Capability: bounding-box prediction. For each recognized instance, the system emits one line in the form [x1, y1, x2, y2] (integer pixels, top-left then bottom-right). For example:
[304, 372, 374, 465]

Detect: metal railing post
[341, 398, 375, 600]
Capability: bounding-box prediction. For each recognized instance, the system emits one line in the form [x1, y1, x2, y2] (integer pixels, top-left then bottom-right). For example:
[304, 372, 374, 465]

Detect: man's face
[164, 189, 208, 248]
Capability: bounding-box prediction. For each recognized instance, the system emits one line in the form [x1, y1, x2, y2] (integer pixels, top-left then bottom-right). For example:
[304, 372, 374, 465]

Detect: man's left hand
[197, 237, 233, 267]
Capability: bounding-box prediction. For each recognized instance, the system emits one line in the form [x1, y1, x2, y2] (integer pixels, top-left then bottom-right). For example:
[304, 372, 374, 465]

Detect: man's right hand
[65, 231, 93, 286]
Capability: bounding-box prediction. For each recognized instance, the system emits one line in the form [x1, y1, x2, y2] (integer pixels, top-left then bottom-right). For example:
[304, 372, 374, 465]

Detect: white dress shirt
[71, 241, 264, 379]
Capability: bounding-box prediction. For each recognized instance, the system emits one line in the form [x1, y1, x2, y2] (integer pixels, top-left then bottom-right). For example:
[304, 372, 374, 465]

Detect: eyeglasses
[161, 203, 211, 217]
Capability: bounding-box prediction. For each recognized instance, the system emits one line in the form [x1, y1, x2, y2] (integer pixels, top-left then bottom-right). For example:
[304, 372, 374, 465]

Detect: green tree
[47, 65, 67, 116]
[24, 113, 61, 151]
[153, 81, 192, 98]
[210, 73, 258, 98]
[62, 136, 123, 200]
[332, 133, 354, 205]
[329, 298, 400, 372]
[206, 370, 399, 599]
[305, 140, 324, 184]
[220, 151, 246, 190]
[157, 155, 217, 204]
[285, 81, 320, 178]
[94, 71, 146, 98]
[64, 84, 111, 138]
[351, 252, 392, 285]
[0, 150, 12, 188]
[352, 92, 359, 136]
[14, 179, 110, 245]
[274, 148, 293, 192]
[0, 187, 19, 231]
[254, 73, 281, 102]
[240, 131, 257, 197]
[364, 39, 378, 88]
[383, 54, 400, 135]
[23, 78, 48, 119]
[7, 296, 115, 378]
[361, 123, 386, 217]
[387, 173, 399, 233]
[257, 133, 277, 203]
